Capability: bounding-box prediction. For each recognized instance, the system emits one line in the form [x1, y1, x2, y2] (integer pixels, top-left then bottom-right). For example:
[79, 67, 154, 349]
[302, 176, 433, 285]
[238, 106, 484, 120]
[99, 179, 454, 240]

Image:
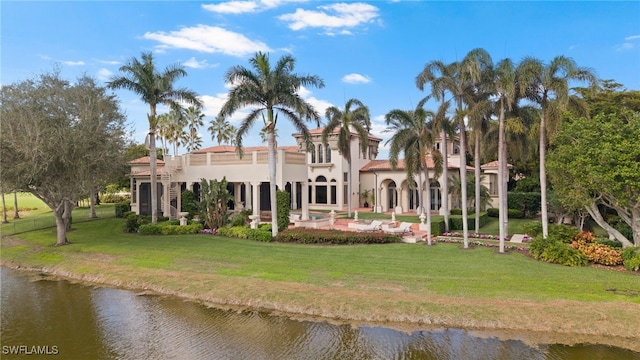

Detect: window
[132, 179, 137, 203]
[330, 179, 337, 204]
[311, 144, 316, 163]
[318, 144, 323, 163]
[343, 172, 348, 182]
[325, 145, 331, 163]
[315, 176, 327, 204]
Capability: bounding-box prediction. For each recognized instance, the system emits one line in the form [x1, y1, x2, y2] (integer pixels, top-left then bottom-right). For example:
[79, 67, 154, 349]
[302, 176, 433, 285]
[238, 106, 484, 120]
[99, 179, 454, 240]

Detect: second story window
[318, 144, 324, 163]
[311, 144, 316, 163]
[326, 145, 331, 163]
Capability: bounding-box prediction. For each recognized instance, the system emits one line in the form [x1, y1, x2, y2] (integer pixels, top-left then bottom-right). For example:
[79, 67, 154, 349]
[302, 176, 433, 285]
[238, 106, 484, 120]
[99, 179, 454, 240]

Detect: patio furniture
[353, 220, 383, 232]
[383, 222, 414, 235]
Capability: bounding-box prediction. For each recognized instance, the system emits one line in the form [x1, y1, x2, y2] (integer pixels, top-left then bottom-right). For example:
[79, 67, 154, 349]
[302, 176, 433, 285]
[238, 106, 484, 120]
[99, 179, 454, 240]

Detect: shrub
[449, 212, 489, 231]
[487, 208, 499, 218]
[276, 228, 401, 245]
[430, 219, 445, 236]
[507, 208, 524, 219]
[594, 238, 623, 249]
[247, 228, 272, 242]
[450, 209, 462, 215]
[622, 247, 640, 272]
[217, 226, 250, 239]
[258, 223, 272, 232]
[507, 192, 540, 218]
[276, 190, 290, 232]
[549, 224, 579, 244]
[101, 192, 130, 203]
[124, 213, 149, 233]
[522, 222, 542, 236]
[181, 189, 199, 219]
[529, 235, 587, 267]
[115, 201, 131, 218]
[229, 209, 252, 227]
[570, 231, 623, 266]
[138, 223, 163, 235]
[160, 223, 203, 235]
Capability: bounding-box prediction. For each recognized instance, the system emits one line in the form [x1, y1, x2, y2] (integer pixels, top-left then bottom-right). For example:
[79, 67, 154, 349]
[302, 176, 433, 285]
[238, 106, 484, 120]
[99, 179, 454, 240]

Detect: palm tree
[416, 48, 492, 248]
[158, 109, 187, 156]
[384, 99, 442, 245]
[184, 106, 205, 152]
[322, 98, 371, 218]
[219, 52, 324, 238]
[430, 101, 455, 232]
[517, 56, 596, 238]
[208, 115, 237, 145]
[107, 51, 201, 223]
[492, 58, 517, 252]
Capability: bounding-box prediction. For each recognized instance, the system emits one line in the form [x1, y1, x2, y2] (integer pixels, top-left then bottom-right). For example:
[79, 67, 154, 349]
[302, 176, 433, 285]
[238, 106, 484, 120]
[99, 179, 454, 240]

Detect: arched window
[318, 144, 323, 163]
[325, 145, 331, 163]
[388, 181, 397, 209]
[311, 144, 316, 163]
[315, 176, 327, 204]
[453, 146, 459, 155]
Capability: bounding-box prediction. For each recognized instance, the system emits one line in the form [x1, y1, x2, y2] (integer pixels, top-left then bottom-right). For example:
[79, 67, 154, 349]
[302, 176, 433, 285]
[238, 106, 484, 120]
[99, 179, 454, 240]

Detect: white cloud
[183, 57, 218, 69]
[62, 60, 85, 66]
[143, 25, 271, 57]
[279, 2, 380, 33]
[202, 0, 302, 14]
[615, 35, 640, 52]
[342, 73, 372, 84]
[96, 59, 120, 65]
[295, 86, 333, 118]
[370, 114, 389, 140]
[624, 34, 640, 41]
[96, 68, 113, 82]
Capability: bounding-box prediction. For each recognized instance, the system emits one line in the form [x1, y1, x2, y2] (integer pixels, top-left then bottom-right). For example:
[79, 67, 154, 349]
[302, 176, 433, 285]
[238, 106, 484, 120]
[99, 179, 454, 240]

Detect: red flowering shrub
[571, 231, 623, 266]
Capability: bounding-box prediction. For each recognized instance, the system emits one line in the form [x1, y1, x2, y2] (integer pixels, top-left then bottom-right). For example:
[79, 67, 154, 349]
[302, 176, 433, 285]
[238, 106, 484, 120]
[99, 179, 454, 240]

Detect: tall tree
[322, 98, 371, 218]
[384, 99, 442, 245]
[219, 52, 324, 238]
[517, 56, 596, 238]
[208, 115, 237, 145]
[184, 106, 205, 152]
[107, 51, 201, 223]
[1, 71, 128, 245]
[416, 48, 492, 248]
[1, 191, 8, 223]
[429, 101, 454, 231]
[158, 108, 187, 156]
[12, 192, 20, 219]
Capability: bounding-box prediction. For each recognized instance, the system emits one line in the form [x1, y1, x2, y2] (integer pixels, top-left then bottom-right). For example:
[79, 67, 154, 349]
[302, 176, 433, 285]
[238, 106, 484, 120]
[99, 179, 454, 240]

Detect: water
[1, 268, 638, 360]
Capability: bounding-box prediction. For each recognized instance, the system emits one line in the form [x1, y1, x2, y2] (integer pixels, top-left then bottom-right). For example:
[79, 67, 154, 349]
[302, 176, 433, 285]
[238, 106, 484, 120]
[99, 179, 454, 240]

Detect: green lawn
[2, 216, 639, 346]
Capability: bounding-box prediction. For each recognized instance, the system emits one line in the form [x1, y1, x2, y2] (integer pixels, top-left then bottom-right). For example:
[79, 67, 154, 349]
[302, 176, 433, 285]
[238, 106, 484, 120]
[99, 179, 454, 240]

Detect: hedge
[138, 222, 203, 235]
[275, 228, 402, 245]
[115, 201, 131, 218]
[507, 192, 540, 218]
[448, 212, 489, 231]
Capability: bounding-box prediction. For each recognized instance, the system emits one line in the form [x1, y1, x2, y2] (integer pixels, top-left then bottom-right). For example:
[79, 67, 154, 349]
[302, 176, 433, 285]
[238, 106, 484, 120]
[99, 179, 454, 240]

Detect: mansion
[128, 127, 503, 220]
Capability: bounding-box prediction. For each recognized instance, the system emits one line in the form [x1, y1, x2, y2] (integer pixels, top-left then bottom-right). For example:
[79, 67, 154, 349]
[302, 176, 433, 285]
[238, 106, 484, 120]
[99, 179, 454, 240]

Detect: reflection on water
[2, 268, 638, 360]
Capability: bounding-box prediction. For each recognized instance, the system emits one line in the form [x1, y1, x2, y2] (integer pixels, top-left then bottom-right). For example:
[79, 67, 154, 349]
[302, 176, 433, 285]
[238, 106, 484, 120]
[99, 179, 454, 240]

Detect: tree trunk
[13, 192, 20, 219]
[149, 129, 158, 224]
[632, 207, 640, 247]
[417, 171, 423, 216]
[424, 167, 432, 245]
[459, 112, 469, 248]
[441, 130, 450, 232]
[53, 200, 72, 246]
[498, 106, 506, 253]
[540, 114, 549, 238]
[267, 121, 278, 238]
[89, 189, 98, 218]
[474, 128, 481, 232]
[585, 202, 633, 247]
[1, 193, 8, 223]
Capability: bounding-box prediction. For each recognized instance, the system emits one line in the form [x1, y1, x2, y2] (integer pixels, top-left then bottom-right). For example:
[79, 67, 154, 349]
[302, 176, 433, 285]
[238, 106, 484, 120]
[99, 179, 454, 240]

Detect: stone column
[301, 181, 309, 220]
[251, 181, 260, 217]
[291, 182, 298, 210]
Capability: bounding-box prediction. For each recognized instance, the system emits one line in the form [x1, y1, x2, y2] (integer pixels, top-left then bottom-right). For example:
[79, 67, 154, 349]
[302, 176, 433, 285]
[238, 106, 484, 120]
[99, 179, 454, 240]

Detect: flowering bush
[201, 228, 217, 235]
[436, 237, 528, 252]
[570, 231, 623, 266]
[441, 232, 511, 242]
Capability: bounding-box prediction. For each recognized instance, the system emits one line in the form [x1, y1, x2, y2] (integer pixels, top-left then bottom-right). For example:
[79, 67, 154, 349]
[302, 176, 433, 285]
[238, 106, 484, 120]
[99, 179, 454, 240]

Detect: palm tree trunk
[267, 116, 279, 238]
[441, 130, 450, 232]
[540, 115, 549, 238]
[498, 106, 506, 253]
[149, 129, 158, 224]
[474, 128, 481, 231]
[424, 167, 432, 245]
[458, 113, 469, 248]
[13, 192, 20, 219]
[347, 161, 352, 218]
[417, 171, 423, 215]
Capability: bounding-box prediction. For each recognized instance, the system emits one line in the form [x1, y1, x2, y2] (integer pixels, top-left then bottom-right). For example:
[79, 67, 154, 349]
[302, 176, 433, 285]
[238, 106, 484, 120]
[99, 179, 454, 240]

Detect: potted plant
[361, 189, 370, 208]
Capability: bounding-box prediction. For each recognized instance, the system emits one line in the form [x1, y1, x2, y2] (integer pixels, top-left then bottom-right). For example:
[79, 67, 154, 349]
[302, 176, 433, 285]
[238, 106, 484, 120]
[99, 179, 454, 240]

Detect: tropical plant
[157, 109, 187, 156]
[416, 48, 492, 248]
[219, 52, 324, 238]
[516, 55, 596, 238]
[384, 98, 443, 245]
[429, 101, 455, 231]
[208, 115, 237, 146]
[107, 51, 201, 223]
[199, 177, 232, 230]
[184, 106, 205, 152]
[322, 98, 371, 218]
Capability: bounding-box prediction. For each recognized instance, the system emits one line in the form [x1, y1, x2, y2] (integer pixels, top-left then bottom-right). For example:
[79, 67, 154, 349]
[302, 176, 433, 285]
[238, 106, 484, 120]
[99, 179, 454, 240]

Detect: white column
[301, 181, 309, 220]
[252, 182, 260, 217]
[291, 182, 298, 209]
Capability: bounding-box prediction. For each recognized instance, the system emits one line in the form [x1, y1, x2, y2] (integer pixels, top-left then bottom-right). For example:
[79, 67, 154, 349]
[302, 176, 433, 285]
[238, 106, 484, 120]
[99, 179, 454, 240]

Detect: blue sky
[2, 1, 639, 159]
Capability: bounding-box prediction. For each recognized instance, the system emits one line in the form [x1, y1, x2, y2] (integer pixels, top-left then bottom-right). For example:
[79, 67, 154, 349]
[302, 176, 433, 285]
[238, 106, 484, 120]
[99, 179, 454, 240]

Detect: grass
[2, 216, 639, 351]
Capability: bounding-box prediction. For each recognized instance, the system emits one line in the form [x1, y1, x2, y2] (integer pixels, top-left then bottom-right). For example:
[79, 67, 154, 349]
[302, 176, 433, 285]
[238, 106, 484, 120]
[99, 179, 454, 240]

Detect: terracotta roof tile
[129, 156, 165, 165]
[360, 158, 473, 172]
[192, 145, 300, 154]
[480, 160, 513, 169]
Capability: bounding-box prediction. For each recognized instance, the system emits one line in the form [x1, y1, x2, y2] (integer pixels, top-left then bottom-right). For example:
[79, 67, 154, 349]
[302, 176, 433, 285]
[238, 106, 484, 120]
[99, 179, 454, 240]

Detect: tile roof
[480, 160, 513, 169]
[129, 156, 165, 165]
[192, 145, 300, 154]
[296, 126, 382, 141]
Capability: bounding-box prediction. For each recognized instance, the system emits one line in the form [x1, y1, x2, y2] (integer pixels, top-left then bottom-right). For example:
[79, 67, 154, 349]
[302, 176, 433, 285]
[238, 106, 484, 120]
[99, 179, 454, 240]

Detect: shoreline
[3, 261, 640, 353]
